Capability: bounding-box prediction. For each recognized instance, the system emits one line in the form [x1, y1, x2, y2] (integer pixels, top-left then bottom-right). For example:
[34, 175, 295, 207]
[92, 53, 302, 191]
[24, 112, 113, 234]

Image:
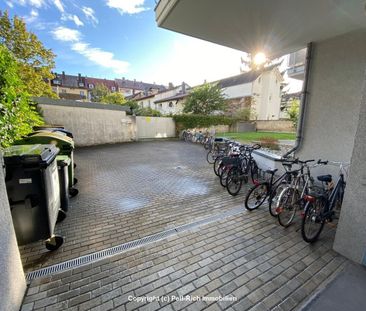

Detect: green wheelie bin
[14, 131, 78, 196]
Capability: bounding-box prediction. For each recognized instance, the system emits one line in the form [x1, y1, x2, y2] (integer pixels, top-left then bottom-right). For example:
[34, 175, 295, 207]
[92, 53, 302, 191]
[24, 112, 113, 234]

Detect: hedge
[173, 114, 237, 130]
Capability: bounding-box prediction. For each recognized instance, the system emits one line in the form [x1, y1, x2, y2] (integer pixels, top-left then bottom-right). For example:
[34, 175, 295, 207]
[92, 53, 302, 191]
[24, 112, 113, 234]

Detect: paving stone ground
[20, 141, 250, 271]
[20, 140, 347, 311]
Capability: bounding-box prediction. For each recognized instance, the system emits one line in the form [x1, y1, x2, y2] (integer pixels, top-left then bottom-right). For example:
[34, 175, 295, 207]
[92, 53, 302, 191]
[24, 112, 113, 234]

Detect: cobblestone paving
[20, 141, 250, 271]
[22, 206, 345, 311]
[20, 141, 347, 311]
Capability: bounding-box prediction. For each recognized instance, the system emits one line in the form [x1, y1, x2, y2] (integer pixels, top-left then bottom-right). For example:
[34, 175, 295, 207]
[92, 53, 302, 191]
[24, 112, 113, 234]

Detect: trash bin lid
[56, 155, 71, 166]
[3, 144, 59, 167]
[34, 124, 65, 130]
[15, 131, 74, 151]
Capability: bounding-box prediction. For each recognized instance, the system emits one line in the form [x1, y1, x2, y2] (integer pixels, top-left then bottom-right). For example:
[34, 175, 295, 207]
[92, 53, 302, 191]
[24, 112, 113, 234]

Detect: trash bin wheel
[69, 187, 79, 197]
[45, 235, 64, 251]
[57, 209, 67, 223]
[73, 177, 78, 185]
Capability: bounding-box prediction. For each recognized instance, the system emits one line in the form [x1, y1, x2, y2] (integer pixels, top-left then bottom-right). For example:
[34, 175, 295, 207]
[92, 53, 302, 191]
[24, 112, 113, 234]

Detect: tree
[286, 99, 300, 128]
[0, 45, 43, 148]
[183, 83, 226, 115]
[90, 84, 109, 102]
[101, 92, 126, 105]
[0, 10, 56, 98]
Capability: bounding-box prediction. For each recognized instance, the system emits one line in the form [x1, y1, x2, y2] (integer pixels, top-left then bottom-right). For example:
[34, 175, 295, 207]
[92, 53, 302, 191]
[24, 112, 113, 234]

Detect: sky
[1, 0, 302, 91]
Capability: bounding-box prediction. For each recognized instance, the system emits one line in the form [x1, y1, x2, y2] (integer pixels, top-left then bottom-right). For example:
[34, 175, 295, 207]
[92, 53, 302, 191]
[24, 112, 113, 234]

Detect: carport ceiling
[156, 0, 366, 56]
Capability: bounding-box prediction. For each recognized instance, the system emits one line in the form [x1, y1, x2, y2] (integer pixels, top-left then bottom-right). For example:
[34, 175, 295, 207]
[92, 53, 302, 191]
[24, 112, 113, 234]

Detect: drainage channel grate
[26, 207, 245, 282]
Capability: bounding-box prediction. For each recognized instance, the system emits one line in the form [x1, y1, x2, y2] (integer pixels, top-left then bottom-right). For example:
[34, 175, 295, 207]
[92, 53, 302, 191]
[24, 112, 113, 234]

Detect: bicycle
[301, 161, 348, 243]
[225, 144, 261, 195]
[276, 159, 328, 227]
[244, 159, 295, 215]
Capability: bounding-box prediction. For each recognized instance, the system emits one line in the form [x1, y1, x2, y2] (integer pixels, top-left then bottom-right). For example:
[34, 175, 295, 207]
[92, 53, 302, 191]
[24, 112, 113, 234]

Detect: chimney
[168, 82, 174, 90]
[182, 82, 186, 94]
[62, 71, 65, 78]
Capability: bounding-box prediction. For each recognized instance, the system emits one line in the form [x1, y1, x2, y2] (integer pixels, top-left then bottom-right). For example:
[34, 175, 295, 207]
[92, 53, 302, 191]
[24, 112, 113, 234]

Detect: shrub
[0, 45, 43, 148]
[173, 114, 236, 130]
[258, 137, 280, 150]
[136, 107, 161, 117]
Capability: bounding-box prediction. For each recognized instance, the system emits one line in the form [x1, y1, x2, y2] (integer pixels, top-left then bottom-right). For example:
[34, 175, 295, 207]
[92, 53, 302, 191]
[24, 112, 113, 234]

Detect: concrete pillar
[0, 156, 26, 310]
[333, 70, 366, 266]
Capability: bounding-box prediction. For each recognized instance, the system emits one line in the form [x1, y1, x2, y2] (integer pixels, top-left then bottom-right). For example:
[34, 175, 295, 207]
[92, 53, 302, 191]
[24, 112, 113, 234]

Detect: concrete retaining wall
[39, 103, 136, 147]
[256, 120, 295, 132]
[136, 116, 176, 139]
[231, 121, 256, 132]
[0, 157, 26, 311]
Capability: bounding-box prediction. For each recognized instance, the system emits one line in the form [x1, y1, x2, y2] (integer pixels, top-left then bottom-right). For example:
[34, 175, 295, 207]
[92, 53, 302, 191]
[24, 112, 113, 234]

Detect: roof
[115, 79, 167, 92]
[85, 77, 118, 90]
[212, 64, 281, 88]
[157, 82, 190, 95]
[154, 93, 189, 103]
[52, 73, 86, 88]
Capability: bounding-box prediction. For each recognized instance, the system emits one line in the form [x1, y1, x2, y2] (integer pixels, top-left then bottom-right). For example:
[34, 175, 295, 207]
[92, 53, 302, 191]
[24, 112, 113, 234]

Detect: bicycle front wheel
[245, 182, 269, 211]
[301, 199, 326, 243]
[277, 187, 299, 227]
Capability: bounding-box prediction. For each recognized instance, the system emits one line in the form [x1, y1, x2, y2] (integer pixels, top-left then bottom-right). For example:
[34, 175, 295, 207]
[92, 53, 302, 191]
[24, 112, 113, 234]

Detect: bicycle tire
[220, 166, 230, 187]
[301, 199, 326, 243]
[277, 187, 299, 227]
[226, 166, 243, 196]
[268, 181, 287, 217]
[245, 182, 269, 210]
[213, 157, 222, 176]
[206, 151, 215, 164]
[250, 160, 259, 184]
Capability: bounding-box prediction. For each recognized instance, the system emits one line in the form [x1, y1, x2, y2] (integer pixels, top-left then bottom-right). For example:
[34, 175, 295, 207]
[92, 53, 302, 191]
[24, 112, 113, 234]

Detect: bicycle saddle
[317, 174, 332, 183]
[266, 169, 278, 175]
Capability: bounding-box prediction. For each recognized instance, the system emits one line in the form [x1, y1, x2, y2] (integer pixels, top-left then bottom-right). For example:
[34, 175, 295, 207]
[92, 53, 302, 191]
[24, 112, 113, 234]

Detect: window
[80, 91, 85, 96]
[159, 104, 162, 108]
[52, 87, 57, 92]
[78, 82, 84, 87]
[61, 89, 67, 93]
[53, 79, 61, 85]
[111, 86, 116, 92]
[88, 84, 94, 89]
[169, 102, 173, 107]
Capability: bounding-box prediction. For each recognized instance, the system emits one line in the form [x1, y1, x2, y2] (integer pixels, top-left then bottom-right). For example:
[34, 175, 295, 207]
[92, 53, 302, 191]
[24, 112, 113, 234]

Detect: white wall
[296, 30, 366, 169]
[252, 69, 282, 120]
[0, 157, 26, 311]
[293, 30, 366, 265]
[222, 83, 252, 99]
[136, 116, 176, 139]
[39, 104, 136, 146]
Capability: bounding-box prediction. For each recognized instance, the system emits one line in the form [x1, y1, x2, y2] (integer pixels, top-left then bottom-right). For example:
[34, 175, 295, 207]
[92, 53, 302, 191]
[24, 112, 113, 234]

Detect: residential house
[286, 48, 306, 80]
[153, 82, 190, 115]
[215, 65, 284, 120]
[115, 78, 166, 97]
[51, 72, 87, 100]
[84, 77, 119, 101]
[155, 0, 366, 266]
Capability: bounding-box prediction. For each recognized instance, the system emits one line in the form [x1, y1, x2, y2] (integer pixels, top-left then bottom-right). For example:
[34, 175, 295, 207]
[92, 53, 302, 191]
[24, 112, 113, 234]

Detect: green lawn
[218, 131, 296, 143]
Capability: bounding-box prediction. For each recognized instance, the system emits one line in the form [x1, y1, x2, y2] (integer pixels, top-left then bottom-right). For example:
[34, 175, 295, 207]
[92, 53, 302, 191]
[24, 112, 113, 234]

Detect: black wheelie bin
[14, 131, 78, 197]
[3, 144, 65, 250]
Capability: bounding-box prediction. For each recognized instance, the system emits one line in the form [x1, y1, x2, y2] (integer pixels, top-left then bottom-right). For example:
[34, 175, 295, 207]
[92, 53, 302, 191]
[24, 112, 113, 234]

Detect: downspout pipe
[283, 42, 313, 158]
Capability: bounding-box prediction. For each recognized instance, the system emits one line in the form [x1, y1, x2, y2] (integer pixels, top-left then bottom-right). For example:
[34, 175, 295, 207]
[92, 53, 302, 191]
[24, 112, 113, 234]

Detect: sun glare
[253, 52, 267, 66]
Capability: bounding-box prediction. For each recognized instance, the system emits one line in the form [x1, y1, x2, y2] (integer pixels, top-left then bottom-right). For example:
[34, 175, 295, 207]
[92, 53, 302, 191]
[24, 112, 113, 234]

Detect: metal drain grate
[26, 207, 245, 282]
